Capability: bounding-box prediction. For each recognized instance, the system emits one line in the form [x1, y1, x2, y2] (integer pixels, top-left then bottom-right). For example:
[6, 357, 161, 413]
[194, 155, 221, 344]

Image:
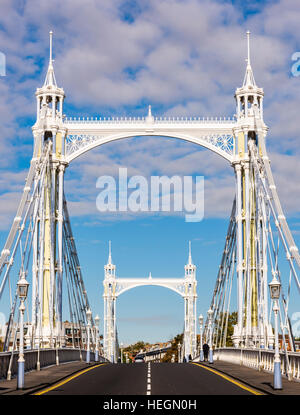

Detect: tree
[214, 311, 237, 347]
[161, 333, 183, 362]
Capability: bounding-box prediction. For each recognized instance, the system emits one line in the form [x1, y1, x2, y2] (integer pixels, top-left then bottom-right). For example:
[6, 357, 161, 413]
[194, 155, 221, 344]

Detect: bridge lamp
[86, 308, 92, 364]
[177, 343, 182, 363]
[198, 314, 204, 362]
[120, 342, 124, 364]
[207, 308, 214, 364]
[17, 274, 29, 389]
[95, 315, 100, 362]
[269, 277, 282, 390]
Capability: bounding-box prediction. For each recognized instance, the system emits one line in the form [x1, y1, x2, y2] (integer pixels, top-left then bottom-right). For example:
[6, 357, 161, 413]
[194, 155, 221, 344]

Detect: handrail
[0, 348, 108, 380]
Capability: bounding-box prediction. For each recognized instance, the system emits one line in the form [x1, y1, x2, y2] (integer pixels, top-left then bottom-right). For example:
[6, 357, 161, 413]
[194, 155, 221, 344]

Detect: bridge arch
[103, 246, 197, 363]
[65, 128, 235, 164]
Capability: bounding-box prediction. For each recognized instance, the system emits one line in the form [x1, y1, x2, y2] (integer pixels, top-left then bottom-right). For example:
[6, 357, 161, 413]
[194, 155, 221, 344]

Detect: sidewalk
[196, 360, 300, 395]
[0, 361, 102, 395]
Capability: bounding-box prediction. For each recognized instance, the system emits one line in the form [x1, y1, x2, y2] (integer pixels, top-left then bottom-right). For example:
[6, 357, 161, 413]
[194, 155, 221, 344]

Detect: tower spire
[49, 30, 53, 64]
[242, 30, 256, 88]
[185, 240, 196, 279]
[247, 30, 250, 66]
[104, 240, 116, 278]
[108, 240, 112, 264]
[188, 240, 192, 265]
[235, 31, 264, 122]
[43, 30, 57, 88]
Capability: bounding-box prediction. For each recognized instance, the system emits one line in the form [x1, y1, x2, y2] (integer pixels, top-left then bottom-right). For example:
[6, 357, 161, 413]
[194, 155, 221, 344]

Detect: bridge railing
[202, 347, 300, 382]
[0, 348, 108, 380]
[64, 117, 235, 125]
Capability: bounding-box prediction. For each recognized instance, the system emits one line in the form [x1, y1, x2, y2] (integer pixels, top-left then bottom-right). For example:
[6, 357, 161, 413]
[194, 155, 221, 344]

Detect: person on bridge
[203, 343, 209, 361]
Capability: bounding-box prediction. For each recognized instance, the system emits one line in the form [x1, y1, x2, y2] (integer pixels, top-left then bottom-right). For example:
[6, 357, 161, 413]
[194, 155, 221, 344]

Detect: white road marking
[146, 363, 151, 395]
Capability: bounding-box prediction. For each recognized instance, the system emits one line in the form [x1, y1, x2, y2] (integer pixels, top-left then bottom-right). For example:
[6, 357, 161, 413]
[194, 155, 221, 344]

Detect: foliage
[213, 311, 237, 347]
[161, 333, 183, 363]
[122, 340, 151, 362]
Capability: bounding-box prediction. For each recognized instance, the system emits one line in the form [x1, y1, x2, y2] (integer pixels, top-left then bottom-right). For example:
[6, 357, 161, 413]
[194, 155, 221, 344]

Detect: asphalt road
[37, 362, 259, 395]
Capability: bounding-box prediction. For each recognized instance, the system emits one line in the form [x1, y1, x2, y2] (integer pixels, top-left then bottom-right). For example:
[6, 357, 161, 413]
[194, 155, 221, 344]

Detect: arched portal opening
[62, 134, 235, 360]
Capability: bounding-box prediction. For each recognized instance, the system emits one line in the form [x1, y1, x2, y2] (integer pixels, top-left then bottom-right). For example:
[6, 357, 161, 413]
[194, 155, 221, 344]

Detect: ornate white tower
[103, 241, 117, 362]
[35, 31, 65, 127]
[232, 31, 273, 348]
[235, 31, 264, 123]
[183, 241, 197, 360]
[31, 31, 68, 347]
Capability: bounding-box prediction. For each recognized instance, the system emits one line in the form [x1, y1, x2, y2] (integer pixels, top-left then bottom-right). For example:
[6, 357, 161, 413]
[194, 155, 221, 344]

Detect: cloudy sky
[0, 0, 300, 344]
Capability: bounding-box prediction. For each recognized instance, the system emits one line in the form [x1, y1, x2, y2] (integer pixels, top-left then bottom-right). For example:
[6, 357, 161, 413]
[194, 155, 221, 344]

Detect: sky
[0, 0, 300, 345]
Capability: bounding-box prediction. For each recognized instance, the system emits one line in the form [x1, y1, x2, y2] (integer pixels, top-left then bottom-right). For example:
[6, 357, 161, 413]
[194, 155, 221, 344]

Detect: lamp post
[177, 343, 181, 363]
[120, 342, 124, 363]
[86, 308, 92, 364]
[95, 315, 100, 362]
[269, 277, 282, 390]
[17, 274, 29, 389]
[198, 314, 204, 362]
[207, 308, 214, 364]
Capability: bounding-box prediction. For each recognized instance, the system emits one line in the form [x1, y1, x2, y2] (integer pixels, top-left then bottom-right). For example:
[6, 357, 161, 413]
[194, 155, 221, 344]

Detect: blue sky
[0, 0, 300, 345]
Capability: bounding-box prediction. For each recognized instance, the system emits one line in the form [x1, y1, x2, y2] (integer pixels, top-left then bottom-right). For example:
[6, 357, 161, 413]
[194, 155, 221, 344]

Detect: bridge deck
[0, 360, 299, 396]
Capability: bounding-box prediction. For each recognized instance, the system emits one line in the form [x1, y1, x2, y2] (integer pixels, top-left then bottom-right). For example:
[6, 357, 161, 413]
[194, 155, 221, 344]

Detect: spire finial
[246, 30, 251, 66]
[188, 240, 192, 264]
[242, 30, 256, 88]
[148, 105, 152, 117]
[43, 30, 57, 87]
[49, 30, 53, 65]
[108, 240, 112, 264]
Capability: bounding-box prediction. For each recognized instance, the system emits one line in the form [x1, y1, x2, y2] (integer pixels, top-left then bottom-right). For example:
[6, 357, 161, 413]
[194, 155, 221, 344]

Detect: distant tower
[183, 241, 197, 360]
[103, 241, 117, 362]
[185, 241, 196, 279]
[104, 241, 116, 279]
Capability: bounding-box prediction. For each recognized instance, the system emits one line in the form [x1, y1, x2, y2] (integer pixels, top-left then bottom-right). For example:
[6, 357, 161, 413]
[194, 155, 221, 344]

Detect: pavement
[196, 360, 300, 395]
[0, 361, 102, 395]
[0, 359, 299, 396]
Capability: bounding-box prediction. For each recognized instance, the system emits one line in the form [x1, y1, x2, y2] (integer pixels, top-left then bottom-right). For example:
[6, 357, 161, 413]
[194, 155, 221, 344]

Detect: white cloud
[0, 0, 299, 229]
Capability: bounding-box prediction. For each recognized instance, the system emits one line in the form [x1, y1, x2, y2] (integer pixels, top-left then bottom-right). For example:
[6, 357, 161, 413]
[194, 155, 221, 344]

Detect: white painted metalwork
[0, 30, 299, 372]
[64, 117, 235, 163]
[210, 348, 300, 383]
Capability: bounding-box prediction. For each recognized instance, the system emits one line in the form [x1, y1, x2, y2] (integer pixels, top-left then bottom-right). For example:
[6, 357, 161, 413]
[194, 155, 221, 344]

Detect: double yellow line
[34, 363, 107, 395]
[192, 362, 264, 395]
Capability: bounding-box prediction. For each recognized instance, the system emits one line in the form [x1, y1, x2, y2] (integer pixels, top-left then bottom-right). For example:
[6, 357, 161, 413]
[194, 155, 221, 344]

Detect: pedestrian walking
[203, 343, 209, 361]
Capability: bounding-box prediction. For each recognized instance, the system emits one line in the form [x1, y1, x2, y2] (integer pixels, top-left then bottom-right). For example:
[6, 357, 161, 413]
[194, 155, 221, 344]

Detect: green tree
[161, 333, 183, 362]
[214, 311, 237, 347]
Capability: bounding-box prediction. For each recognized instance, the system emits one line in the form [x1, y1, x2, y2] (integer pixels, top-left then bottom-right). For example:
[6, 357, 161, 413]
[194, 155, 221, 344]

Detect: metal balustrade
[196, 348, 300, 382]
[64, 117, 235, 124]
[0, 348, 107, 380]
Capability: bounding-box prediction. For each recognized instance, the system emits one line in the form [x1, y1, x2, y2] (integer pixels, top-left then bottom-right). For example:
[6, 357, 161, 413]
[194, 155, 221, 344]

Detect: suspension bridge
[0, 30, 299, 395]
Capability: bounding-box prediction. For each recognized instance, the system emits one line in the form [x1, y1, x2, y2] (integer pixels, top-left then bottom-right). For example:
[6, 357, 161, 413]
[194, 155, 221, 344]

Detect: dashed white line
[146, 363, 151, 395]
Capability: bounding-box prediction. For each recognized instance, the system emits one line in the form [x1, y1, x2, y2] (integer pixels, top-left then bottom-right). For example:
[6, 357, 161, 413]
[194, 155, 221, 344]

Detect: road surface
[35, 362, 262, 395]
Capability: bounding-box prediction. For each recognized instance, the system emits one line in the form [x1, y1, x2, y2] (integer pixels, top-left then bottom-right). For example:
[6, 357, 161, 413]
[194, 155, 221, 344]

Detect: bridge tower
[31, 31, 67, 347]
[232, 31, 273, 348]
[183, 242, 197, 359]
[103, 242, 117, 362]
